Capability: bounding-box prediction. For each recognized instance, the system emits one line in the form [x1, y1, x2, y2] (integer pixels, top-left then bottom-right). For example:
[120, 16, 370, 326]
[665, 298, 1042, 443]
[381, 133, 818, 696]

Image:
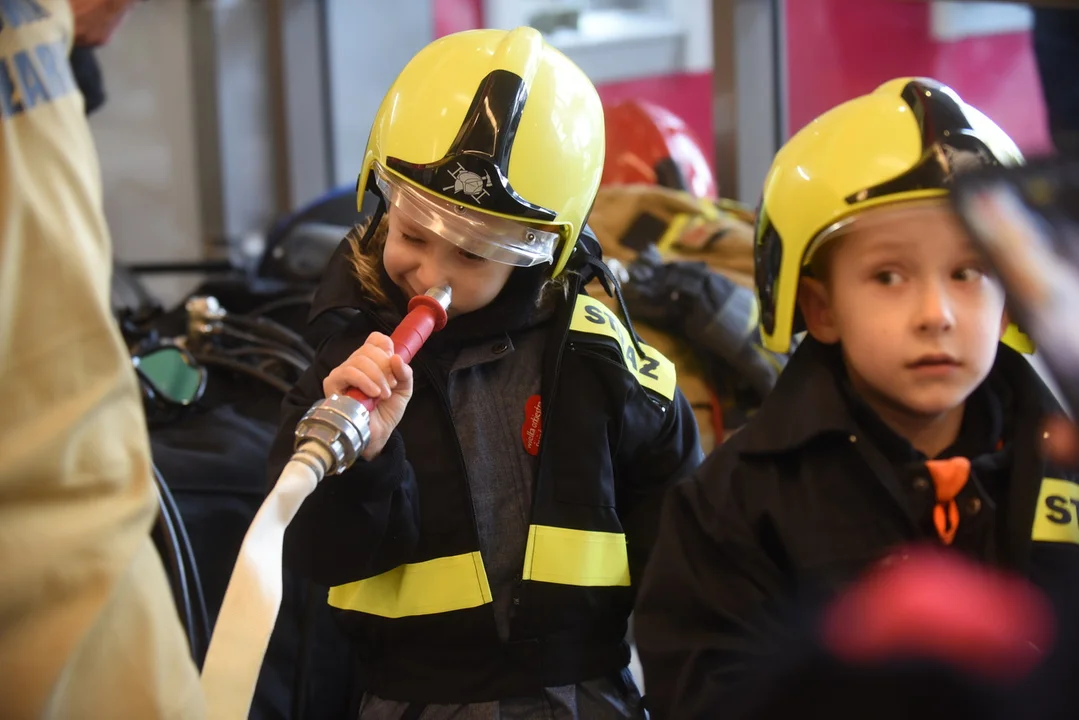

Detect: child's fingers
[352, 340, 395, 372]
[389, 355, 413, 388]
[350, 355, 394, 398]
[366, 332, 395, 357]
[331, 366, 384, 400]
[324, 369, 364, 399]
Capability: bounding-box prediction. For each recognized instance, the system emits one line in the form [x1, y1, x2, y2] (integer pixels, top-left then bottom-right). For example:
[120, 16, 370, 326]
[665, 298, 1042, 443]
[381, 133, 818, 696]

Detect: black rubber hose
[191, 353, 294, 395]
[248, 293, 314, 319]
[213, 326, 304, 360]
[152, 473, 197, 659]
[222, 345, 309, 375]
[222, 314, 316, 361]
[154, 462, 211, 668]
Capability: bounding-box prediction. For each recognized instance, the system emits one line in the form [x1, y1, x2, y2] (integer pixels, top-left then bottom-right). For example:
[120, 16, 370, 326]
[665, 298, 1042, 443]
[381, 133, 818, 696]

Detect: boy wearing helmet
[633, 78, 1079, 719]
[266, 28, 703, 717]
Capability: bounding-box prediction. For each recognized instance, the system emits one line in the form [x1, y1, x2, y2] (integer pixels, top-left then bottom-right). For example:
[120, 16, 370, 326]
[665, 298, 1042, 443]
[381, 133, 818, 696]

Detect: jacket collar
[737, 335, 1067, 574]
[735, 337, 857, 454]
[309, 238, 372, 322]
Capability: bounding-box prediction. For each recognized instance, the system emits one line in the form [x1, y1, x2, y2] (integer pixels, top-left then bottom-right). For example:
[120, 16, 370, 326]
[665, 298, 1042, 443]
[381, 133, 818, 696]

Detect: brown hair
[806, 233, 847, 285]
[345, 214, 390, 306]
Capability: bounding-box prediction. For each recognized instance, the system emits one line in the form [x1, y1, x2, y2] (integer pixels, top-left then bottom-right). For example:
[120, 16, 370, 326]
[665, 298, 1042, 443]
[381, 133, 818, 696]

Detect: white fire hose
[198, 286, 452, 719]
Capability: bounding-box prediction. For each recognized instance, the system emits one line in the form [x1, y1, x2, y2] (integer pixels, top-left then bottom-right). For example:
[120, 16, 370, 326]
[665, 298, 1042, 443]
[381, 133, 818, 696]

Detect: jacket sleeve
[618, 387, 704, 585]
[632, 451, 790, 720]
[269, 337, 421, 588]
[0, 10, 204, 718]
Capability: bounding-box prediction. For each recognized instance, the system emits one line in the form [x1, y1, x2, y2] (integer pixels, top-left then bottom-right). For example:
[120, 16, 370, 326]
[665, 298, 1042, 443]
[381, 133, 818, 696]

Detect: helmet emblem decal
[386, 70, 557, 222]
[444, 163, 493, 203]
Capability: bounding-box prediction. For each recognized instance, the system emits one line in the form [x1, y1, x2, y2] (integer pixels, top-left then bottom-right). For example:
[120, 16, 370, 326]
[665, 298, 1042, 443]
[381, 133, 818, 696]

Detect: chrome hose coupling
[294, 394, 372, 476]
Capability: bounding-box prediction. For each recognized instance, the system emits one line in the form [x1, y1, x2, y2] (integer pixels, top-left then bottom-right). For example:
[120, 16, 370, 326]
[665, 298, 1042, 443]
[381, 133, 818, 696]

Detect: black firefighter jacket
[634, 337, 1079, 719]
[267, 248, 703, 705]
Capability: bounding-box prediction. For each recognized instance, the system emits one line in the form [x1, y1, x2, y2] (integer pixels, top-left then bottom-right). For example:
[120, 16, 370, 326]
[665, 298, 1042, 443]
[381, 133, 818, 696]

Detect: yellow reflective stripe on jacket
[328, 551, 493, 618]
[1032, 478, 1079, 545]
[569, 295, 677, 400]
[522, 525, 631, 587]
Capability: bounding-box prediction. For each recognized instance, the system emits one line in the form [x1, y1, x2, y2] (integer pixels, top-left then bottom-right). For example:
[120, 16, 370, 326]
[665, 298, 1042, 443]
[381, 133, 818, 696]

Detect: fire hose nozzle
[294, 395, 371, 476]
[424, 285, 452, 313]
[292, 284, 452, 478]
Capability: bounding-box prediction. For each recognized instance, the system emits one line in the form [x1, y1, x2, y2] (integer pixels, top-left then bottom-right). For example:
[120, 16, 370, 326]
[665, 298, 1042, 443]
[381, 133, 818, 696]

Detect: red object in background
[602, 98, 719, 199]
[430, 0, 715, 173]
[822, 547, 1055, 681]
[434, 0, 483, 37]
[432, 0, 1049, 173]
[784, 0, 1050, 153]
[596, 72, 715, 176]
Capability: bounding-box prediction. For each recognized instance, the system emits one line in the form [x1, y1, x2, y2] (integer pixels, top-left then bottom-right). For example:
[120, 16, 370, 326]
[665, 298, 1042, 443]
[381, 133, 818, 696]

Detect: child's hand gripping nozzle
[293, 285, 452, 473]
[199, 286, 451, 720]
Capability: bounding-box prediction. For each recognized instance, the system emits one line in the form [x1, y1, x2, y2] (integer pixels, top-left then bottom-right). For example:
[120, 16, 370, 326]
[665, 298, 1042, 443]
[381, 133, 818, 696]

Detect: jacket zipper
[368, 291, 578, 622]
[513, 276, 581, 613]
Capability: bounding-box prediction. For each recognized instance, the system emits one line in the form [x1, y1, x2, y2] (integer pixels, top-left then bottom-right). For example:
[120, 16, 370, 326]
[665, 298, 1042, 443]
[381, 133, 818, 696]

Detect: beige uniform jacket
[0, 2, 204, 716]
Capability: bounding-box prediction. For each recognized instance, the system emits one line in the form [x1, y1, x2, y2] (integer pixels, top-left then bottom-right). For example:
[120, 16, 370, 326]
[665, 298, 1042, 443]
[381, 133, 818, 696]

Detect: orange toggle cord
[925, 457, 971, 545]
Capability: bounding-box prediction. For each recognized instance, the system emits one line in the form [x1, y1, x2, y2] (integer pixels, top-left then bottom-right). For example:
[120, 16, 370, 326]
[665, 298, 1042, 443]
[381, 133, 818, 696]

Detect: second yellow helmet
[753, 77, 1028, 354]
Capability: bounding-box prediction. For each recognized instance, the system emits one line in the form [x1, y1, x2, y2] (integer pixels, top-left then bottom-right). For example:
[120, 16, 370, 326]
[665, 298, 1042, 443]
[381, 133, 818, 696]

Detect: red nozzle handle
[344, 290, 450, 410]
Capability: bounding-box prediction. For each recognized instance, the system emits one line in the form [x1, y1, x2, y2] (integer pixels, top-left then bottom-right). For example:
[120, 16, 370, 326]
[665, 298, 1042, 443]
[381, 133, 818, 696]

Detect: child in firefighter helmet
[268, 27, 702, 717]
[635, 78, 1079, 719]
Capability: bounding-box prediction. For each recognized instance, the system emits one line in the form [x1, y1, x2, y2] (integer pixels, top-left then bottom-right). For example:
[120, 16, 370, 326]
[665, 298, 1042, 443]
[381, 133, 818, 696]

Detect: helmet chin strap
[568, 230, 647, 359]
[358, 178, 389, 254]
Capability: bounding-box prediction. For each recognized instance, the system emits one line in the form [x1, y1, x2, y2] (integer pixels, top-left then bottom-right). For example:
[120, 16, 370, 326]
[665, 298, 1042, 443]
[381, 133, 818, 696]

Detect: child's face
[799, 203, 1008, 418]
[383, 207, 515, 317]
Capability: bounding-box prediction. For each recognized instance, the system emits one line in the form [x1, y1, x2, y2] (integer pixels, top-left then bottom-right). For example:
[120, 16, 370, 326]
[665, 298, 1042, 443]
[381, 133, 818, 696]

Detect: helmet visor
[374, 165, 560, 267]
[804, 199, 961, 267]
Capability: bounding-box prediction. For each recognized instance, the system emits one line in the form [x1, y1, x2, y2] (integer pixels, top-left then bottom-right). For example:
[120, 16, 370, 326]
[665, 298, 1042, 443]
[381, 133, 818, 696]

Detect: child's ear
[999, 307, 1011, 338]
[798, 276, 840, 344]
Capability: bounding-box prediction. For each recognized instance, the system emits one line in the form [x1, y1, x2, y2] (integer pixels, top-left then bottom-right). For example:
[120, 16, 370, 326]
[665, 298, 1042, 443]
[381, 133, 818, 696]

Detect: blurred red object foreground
[822, 547, 1055, 681]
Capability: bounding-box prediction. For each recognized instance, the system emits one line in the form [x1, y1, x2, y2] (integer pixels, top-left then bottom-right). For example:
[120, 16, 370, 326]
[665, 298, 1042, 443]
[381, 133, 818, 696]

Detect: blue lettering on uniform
[14, 48, 49, 109]
[0, 55, 23, 117]
[0, 40, 78, 119]
[35, 39, 73, 96]
[0, 0, 49, 29]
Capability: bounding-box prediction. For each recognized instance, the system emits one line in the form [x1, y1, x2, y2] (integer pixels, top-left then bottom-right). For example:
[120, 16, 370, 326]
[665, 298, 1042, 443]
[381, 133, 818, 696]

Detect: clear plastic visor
[374, 165, 560, 267]
[804, 198, 962, 266]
